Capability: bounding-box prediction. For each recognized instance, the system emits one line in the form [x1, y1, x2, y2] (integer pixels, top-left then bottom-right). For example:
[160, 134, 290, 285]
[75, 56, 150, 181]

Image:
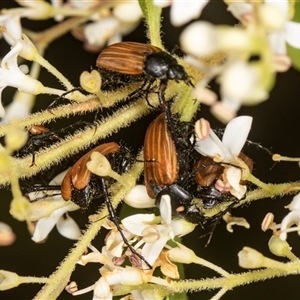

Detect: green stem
[20, 276, 49, 285]
[116, 260, 300, 297]
[193, 256, 229, 277]
[201, 181, 300, 218]
[0, 98, 154, 185]
[139, 0, 163, 48]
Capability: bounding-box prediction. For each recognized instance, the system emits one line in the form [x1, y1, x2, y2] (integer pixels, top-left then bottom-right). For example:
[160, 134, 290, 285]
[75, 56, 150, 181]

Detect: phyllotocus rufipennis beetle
[194, 153, 254, 208]
[143, 112, 202, 223]
[61, 142, 120, 207]
[96, 42, 193, 107]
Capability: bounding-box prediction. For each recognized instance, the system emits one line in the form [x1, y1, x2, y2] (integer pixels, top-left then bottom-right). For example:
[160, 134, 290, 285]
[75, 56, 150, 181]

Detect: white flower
[0, 91, 35, 124]
[76, 1, 142, 51]
[83, 17, 121, 48]
[74, 246, 156, 299]
[180, 21, 219, 57]
[279, 193, 300, 241]
[0, 40, 44, 118]
[0, 13, 22, 44]
[194, 116, 252, 199]
[214, 60, 268, 122]
[31, 200, 81, 242]
[227, 1, 300, 71]
[154, 0, 209, 27]
[29, 171, 81, 243]
[122, 195, 196, 267]
[8, 0, 54, 20]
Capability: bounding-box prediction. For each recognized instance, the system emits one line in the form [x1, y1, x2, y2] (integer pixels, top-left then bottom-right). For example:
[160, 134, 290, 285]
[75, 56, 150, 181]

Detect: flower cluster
[159, 0, 300, 122]
[69, 196, 196, 299]
[194, 115, 253, 199]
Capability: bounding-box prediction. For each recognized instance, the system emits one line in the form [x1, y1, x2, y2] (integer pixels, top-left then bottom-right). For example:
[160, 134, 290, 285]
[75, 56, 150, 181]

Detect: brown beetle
[144, 112, 202, 223]
[195, 153, 253, 187]
[62, 142, 153, 268]
[61, 142, 120, 202]
[97, 42, 161, 75]
[28, 125, 51, 135]
[23, 125, 60, 166]
[144, 113, 178, 198]
[97, 42, 193, 107]
[194, 152, 254, 209]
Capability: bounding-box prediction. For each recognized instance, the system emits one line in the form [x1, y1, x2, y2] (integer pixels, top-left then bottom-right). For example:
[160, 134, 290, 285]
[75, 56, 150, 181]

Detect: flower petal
[94, 277, 112, 299]
[194, 134, 224, 157]
[227, 3, 253, 22]
[289, 193, 300, 211]
[268, 31, 287, 54]
[56, 213, 81, 240]
[142, 235, 170, 267]
[222, 116, 252, 156]
[159, 195, 172, 225]
[170, 219, 196, 237]
[124, 185, 155, 208]
[31, 206, 69, 242]
[170, 1, 209, 27]
[285, 21, 300, 49]
[83, 18, 119, 47]
[280, 211, 300, 240]
[121, 214, 156, 236]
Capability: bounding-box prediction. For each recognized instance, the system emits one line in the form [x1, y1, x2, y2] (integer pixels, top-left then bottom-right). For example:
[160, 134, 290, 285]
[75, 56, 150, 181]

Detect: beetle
[13, 122, 87, 167]
[60, 142, 120, 207]
[25, 141, 152, 268]
[194, 153, 254, 208]
[144, 112, 202, 223]
[96, 42, 193, 107]
[12, 125, 61, 167]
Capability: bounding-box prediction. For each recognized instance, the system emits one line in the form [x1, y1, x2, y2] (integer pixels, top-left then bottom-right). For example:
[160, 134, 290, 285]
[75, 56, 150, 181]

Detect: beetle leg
[203, 203, 236, 246]
[128, 78, 157, 108]
[47, 87, 84, 111]
[99, 178, 152, 270]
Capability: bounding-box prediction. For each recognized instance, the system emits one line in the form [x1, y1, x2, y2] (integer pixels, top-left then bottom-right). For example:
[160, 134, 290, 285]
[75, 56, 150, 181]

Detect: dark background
[1, 1, 300, 299]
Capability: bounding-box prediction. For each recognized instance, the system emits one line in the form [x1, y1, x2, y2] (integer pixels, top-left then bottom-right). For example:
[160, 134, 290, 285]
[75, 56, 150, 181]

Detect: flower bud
[0, 270, 20, 291]
[168, 243, 196, 264]
[80, 70, 102, 94]
[268, 235, 298, 261]
[113, 2, 143, 23]
[124, 185, 155, 208]
[0, 222, 15, 246]
[238, 246, 287, 270]
[180, 21, 219, 57]
[259, 3, 286, 31]
[5, 125, 28, 152]
[9, 196, 32, 221]
[238, 247, 265, 269]
[18, 34, 38, 61]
